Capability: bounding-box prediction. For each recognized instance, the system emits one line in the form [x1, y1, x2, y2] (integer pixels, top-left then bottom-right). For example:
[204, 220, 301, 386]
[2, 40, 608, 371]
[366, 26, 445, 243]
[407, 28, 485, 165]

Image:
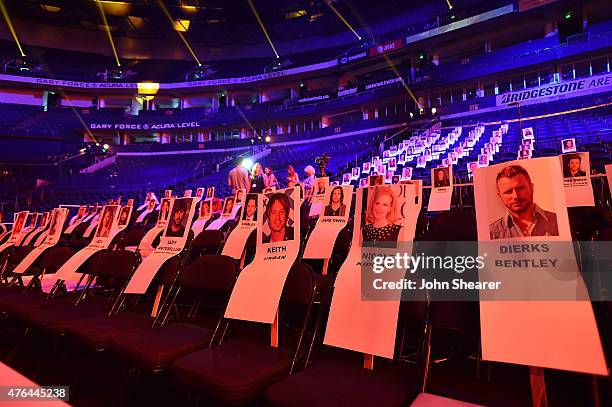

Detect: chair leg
[114, 367, 142, 407]
[421, 324, 432, 393]
[5, 326, 30, 363]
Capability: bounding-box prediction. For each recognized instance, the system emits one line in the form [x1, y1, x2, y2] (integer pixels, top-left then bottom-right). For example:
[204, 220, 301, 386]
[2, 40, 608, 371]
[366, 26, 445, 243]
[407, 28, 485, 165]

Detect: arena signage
[297, 94, 331, 103]
[337, 87, 358, 97]
[89, 122, 200, 130]
[369, 39, 404, 57]
[365, 76, 404, 90]
[496, 73, 612, 106]
[0, 59, 338, 91]
[338, 51, 368, 64]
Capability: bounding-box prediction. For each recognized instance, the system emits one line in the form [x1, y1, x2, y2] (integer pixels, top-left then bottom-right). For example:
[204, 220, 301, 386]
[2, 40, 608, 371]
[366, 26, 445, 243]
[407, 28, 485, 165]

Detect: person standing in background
[228, 158, 250, 194]
[303, 165, 316, 199]
[263, 166, 279, 190]
[250, 163, 265, 193]
[287, 165, 300, 188]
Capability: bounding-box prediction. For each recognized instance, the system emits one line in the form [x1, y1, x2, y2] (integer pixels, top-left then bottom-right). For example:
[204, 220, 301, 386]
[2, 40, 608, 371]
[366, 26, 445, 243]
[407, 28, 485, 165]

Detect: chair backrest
[88, 249, 139, 280]
[280, 261, 315, 306]
[121, 226, 146, 247]
[189, 230, 224, 258]
[39, 246, 76, 271]
[179, 255, 238, 293]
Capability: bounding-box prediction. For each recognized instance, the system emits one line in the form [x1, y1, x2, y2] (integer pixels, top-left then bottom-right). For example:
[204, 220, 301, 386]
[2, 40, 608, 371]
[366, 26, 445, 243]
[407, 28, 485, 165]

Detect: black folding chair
[171, 261, 316, 405]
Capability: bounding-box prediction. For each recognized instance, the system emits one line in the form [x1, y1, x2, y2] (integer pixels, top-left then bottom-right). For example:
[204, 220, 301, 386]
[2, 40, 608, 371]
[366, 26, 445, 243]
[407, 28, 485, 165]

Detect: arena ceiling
[4, 0, 438, 46]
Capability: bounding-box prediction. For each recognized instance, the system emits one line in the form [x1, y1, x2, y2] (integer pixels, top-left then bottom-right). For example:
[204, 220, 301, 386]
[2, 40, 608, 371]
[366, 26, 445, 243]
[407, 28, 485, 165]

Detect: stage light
[96, 143, 100, 146]
[173, 19, 191, 32]
[419, 108, 424, 115]
[80, 148, 87, 153]
[445, 0, 453, 10]
[96, 1, 132, 16]
[409, 112, 414, 118]
[247, 0, 280, 59]
[157, 0, 201, 66]
[431, 107, 437, 115]
[103, 143, 110, 150]
[95, 0, 121, 66]
[265, 136, 271, 142]
[137, 82, 160, 95]
[0, 0, 25, 56]
[564, 12, 572, 19]
[180, 0, 199, 14]
[241, 158, 254, 170]
[40, 4, 61, 12]
[323, 0, 361, 40]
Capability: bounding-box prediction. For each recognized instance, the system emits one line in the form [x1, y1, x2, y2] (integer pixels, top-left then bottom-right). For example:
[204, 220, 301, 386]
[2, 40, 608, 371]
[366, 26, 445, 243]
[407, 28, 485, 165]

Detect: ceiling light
[173, 19, 191, 32]
[40, 4, 61, 12]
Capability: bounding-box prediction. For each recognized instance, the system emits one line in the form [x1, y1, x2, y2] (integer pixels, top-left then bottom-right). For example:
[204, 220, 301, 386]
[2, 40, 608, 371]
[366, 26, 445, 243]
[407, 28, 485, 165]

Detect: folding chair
[171, 261, 316, 405]
[265, 293, 428, 407]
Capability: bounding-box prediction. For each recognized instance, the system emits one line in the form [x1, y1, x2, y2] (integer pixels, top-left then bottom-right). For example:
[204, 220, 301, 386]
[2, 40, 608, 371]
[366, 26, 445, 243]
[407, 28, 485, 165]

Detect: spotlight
[103, 143, 110, 150]
[419, 108, 424, 115]
[431, 107, 437, 115]
[265, 136, 271, 143]
[409, 112, 414, 118]
[241, 158, 254, 170]
[79, 148, 86, 153]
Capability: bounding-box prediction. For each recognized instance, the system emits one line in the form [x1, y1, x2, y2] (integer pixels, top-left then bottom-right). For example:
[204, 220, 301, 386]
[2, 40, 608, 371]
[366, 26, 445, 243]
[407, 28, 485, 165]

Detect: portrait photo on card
[199, 199, 212, 219]
[360, 185, 406, 247]
[351, 167, 360, 179]
[314, 177, 328, 195]
[164, 189, 172, 198]
[159, 198, 171, 221]
[561, 138, 577, 153]
[562, 152, 588, 178]
[48, 211, 61, 237]
[385, 170, 394, 183]
[392, 175, 400, 184]
[342, 173, 351, 185]
[388, 158, 397, 169]
[13, 212, 27, 235]
[519, 148, 532, 160]
[96, 206, 117, 238]
[146, 198, 157, 211]
[165, 198, 194, 238]
[521, 139, 533, 150]
[263, 187, 275, 193]
[401, 167, 412, 180]
[206, 187, 215, 199]
[482, 162, 560, 240]
[118, 206, 131, 226]
[235, 189, 245, 206]
[362, 162, 371, 173]
[262, 190, 295, 244]
[467, 161, 478, 173]
[432, 166, 451, 188]
[196, 187, 205, 198]
[323, 186, 349, 217]
[478, 154, 489, 167]
[359, 178, 368, 188]
[222, 197, 236, 217]
[242, 194, 258, 221]
[369, 174, 384, 186]
[522, 127, 534, 139]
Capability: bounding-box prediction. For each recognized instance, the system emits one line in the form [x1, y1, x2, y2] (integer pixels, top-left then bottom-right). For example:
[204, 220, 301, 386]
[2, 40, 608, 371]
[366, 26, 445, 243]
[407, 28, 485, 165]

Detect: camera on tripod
[314, 153, 330, 177]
